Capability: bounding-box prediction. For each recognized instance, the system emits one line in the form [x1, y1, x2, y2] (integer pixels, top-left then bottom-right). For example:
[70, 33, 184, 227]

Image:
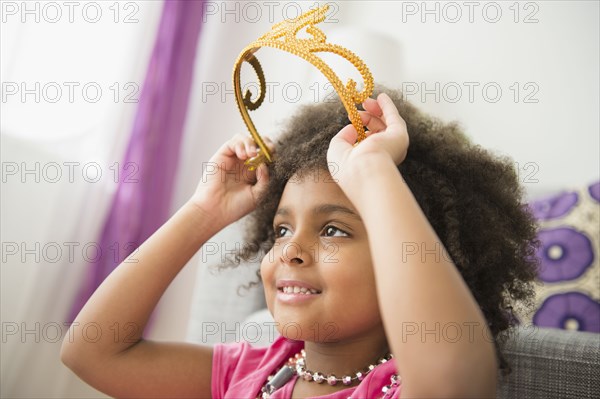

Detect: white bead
[313, 372, 325, 383]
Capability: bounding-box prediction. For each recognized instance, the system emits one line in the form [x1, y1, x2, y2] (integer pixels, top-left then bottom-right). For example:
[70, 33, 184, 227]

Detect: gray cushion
[498, 326, 600, 398]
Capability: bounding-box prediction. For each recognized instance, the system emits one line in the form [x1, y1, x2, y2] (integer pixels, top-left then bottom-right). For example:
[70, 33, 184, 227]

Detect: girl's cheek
[260, 249, 277, 281]
[260, 250, 278, 309]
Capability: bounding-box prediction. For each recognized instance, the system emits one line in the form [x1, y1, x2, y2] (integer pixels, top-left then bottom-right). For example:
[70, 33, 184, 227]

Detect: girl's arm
[328, 94, 497, 398]
[347, 157, 497, 398]
[61, 134, 272, 398]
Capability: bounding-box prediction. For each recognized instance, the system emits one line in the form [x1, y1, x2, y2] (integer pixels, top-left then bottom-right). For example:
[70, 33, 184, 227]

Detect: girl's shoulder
[212, 335, 304, 398]
[213, 334, 304, 368]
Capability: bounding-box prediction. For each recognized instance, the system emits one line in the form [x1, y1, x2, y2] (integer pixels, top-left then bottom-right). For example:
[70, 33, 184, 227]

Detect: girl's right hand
[188, 134, 274, 227]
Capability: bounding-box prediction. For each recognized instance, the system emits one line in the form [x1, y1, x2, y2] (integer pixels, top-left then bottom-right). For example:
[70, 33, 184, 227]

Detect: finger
[327, 124, 355, 169]
[334, 123, 358, 145]
[252, 162, 270, 196]
[219, 136, 237, 158]
[234, 141, 247, 159]
[223, 134, 245, 157]
[328, 124, 357, 163]
[377, 93, 405, 128]
[243, 138, 257, 158]
[362, 97, 383, 117]
[261, 136, 276, 153]
[359, 110, 386, 133]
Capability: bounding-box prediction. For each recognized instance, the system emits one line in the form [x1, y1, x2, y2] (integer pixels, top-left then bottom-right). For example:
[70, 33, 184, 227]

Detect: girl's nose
[279, 239, 314, 266]
[288, 256, 303, 265]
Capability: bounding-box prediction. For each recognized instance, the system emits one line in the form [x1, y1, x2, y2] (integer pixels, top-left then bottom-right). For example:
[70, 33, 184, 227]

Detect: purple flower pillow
[522, 181, 599, 333]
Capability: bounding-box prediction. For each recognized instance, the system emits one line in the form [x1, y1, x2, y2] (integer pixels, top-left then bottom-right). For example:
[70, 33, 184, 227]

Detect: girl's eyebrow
[275, 204, 362, 221]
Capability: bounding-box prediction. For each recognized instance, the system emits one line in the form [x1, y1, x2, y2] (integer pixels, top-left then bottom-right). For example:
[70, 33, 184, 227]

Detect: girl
[61, 89, 539, 398]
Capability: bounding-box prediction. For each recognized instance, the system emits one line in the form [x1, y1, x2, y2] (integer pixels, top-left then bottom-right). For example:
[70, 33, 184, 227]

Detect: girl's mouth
[277, 287, 322, 304]
[278, 286, 321, 295]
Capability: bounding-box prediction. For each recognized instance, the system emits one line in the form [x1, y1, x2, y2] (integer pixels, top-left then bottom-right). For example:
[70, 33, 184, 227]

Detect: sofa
[497, 325, 599, 398]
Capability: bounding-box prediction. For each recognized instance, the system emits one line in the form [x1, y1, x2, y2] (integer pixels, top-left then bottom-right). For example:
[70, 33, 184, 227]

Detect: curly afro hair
[225, 86, 540, 375]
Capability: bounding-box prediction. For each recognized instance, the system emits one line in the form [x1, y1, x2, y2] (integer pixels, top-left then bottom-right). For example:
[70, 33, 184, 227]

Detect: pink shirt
[211, 335, 401, 398]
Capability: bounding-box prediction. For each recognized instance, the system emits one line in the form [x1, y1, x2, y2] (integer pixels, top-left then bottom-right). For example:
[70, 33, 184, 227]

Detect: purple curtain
[69, 0, 205, 322]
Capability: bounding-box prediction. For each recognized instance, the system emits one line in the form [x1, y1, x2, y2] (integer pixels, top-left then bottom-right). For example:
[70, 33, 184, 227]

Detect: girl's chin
[271, 315, 310, 340]
[271, 314, 341, 343]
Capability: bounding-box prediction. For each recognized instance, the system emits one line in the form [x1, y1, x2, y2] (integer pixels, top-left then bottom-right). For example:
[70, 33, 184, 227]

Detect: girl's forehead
[282, 172, 339, 196]
[276, 172, 354, 214]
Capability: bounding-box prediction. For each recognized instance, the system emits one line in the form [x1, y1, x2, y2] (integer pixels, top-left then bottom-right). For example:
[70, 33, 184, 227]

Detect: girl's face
[260, 168, 384, 343]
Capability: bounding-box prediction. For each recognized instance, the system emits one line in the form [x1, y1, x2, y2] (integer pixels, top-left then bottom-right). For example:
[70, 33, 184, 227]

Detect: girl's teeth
[283, 286, 319, 294]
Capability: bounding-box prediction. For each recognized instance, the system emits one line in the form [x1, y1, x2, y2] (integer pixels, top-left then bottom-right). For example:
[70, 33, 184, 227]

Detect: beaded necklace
[258, 349, 401, 398]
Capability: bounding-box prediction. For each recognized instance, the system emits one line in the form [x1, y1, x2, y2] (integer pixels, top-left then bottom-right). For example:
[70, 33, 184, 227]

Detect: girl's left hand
[327, 92, 409, 184]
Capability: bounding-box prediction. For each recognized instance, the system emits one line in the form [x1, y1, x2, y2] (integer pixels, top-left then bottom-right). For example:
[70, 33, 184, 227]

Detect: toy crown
[232, 4, 374, 170]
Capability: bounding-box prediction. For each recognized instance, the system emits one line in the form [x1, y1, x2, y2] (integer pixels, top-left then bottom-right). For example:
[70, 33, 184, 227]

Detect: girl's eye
[275, 225, 347, 238]
[323, 225, 348, 237]
[274, 226, 291, 238]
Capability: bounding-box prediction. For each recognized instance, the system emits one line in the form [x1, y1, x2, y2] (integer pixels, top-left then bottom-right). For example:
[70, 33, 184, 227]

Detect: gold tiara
[232, 4, 374, 170]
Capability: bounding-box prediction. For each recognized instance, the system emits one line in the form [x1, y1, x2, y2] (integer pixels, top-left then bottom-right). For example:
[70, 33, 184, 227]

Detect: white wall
[350, 1, 599, 197]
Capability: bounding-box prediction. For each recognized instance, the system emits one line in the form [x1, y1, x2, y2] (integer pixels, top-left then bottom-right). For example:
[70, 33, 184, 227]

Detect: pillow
[521, 181, 600, 332]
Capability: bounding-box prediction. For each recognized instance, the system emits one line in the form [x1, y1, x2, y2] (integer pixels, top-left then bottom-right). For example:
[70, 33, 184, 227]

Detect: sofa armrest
[498, 326, 600, 398]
